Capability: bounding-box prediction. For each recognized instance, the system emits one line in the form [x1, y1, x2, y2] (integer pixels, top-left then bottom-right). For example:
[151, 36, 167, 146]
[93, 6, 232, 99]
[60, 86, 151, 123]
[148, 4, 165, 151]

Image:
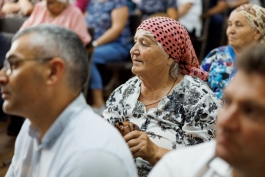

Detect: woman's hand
[124, 131, 169, 165]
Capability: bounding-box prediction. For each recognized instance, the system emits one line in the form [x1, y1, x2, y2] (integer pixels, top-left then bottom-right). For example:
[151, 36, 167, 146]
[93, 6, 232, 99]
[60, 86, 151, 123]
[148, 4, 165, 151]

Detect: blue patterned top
[85, 0, 131, 45]
[138, 0, 177, 19]
[201, 46, 236, 99]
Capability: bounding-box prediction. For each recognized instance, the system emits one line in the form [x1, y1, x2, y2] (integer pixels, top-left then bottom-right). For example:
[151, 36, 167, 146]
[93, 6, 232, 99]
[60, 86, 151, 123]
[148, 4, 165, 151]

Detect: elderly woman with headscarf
[103, 17, 221, 177]
[19, 0, 91, 45]
[201, 4, 265, 99]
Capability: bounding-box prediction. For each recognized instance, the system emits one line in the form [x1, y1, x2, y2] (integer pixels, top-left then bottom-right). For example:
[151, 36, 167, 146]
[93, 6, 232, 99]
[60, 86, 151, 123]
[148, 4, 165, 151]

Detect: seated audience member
[103, 17, 221, 177]
[201, 4, 265, 99]
[202, 0, 226, 55]
[1, 0, 36, 17]
[3, 25, 137, 177]
[20, 0, 91, 45]
[85, 0, 132, 115]
[134, 0, 178, 20]
[177, 0, 202, 37]
[149, 43, 265, 177]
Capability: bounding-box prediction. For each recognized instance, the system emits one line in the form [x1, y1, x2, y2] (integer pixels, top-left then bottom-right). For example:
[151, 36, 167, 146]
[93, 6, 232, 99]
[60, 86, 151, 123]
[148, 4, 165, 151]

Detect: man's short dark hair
[13, 24, 89, 92]
[237, 43, 265, 75]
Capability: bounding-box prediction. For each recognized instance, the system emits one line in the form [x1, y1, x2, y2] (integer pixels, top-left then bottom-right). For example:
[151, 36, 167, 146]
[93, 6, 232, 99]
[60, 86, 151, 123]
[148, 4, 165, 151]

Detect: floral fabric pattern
[201, 45, 236, 99]
[103, 75, 221, 177]
[85, 0, 131, 45]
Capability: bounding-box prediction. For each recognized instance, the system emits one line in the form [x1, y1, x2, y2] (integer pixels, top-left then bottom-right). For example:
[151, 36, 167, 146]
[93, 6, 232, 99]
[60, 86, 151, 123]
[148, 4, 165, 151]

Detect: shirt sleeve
[166, 0, 177, 8]
[103, 84, 127, 125]
[114, 0, 128, 9]
[64, 151, 127, 177]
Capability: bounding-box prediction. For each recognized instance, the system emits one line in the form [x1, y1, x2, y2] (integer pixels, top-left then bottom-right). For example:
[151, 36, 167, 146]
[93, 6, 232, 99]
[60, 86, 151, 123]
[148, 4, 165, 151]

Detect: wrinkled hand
[124, 131, 159, 165]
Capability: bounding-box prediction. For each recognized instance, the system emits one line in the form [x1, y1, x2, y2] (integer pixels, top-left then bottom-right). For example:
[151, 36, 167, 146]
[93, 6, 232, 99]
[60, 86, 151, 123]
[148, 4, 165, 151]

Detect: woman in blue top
[201, 4, 265, 99]
[86, 0, 132, 114]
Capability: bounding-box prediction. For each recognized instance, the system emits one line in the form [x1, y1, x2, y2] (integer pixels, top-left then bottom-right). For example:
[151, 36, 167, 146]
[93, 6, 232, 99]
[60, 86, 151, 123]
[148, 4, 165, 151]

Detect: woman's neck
[140, 73, 184, 93]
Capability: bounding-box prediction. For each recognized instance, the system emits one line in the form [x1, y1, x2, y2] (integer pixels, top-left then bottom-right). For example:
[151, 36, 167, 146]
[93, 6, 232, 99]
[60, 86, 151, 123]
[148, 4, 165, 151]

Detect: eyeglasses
[3, 57, 53, 75]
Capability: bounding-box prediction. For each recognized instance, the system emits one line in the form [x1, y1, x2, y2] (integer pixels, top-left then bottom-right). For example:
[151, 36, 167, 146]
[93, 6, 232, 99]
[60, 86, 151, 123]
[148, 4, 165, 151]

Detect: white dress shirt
[148, 140, 233, 177]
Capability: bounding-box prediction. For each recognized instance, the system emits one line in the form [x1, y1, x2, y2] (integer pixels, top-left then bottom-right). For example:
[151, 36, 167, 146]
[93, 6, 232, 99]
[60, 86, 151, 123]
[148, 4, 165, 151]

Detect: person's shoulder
[205, 45, 229, 58]
[183, 75, 220, 98]
[150, 141, 216, 177]
[114, 76, 140, 92]
[168, 140, 216, 159]
[65, 106, 124, 146]
[35, 1, 45, 8]
[184, 75, 209, 88]
[65, 4, 84, 16]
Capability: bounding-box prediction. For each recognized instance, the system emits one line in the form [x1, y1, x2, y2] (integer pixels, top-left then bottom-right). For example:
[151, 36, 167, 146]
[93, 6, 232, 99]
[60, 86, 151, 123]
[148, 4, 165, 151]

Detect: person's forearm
[2, 3, 20, 14]
[94, 27, 123, 46]
[146, 146, 170, 166]
[19, 0, 33, 15]
[167, 8, 178, 20]
[227, 0, 248, 8]
[178, 3, 193, 18]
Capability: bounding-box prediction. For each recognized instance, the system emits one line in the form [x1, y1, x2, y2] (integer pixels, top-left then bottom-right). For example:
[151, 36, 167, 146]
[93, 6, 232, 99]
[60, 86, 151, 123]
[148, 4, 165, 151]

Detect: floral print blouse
[85, 0, 131, 45]
[103, 75, 221, 177]
[201, 46, 236, 99]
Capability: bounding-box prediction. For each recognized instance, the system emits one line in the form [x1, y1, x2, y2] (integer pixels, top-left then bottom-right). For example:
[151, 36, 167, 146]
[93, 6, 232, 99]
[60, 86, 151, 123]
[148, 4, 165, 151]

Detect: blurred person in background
[85, 0, 132, 115]
[177, 0, 202, 38]
[20, 0, 91, 45]
[202, 0, 226, 56]
[1, 0, 38, 17]
[201, 4, 265, 99]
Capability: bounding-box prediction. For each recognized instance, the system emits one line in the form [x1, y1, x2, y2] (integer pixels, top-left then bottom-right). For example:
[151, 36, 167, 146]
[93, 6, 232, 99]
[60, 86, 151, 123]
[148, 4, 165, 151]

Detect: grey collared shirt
[6, 94, 137, 177]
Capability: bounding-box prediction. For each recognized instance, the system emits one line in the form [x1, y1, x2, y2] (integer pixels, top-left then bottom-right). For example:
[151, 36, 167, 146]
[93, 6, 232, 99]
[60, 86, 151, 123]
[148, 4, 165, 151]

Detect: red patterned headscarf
[137, 17, 208, 81]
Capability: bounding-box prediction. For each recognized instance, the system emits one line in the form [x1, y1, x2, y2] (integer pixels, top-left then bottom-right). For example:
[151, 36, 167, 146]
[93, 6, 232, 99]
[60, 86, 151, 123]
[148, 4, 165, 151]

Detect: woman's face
[130, 31, 173, 77]
[226, 10, 261, 50]
[46, 0, 66, 17]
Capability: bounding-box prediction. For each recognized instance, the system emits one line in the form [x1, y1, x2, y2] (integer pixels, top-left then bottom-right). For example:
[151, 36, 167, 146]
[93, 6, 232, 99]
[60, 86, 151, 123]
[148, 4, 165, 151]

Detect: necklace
[143, 78, 178, 107]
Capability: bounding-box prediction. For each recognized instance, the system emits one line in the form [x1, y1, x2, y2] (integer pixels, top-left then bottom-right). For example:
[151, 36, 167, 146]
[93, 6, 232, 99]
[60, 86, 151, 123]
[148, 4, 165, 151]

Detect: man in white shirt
[148, 43, 265, 177]
[2, 24, 137, 177]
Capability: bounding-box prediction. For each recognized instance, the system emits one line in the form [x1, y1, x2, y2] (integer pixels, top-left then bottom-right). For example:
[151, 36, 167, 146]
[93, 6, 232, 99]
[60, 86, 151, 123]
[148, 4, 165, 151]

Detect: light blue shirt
[5, 94, 137, 177]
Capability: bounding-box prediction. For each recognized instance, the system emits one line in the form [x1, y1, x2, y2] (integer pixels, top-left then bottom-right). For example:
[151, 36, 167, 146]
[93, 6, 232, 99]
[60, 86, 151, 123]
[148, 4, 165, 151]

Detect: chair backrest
[83, 27, 95, 100]
[190, 0, 210, 63]
[0, 17, 28, 45]
[200, 0, 210, 38]
[0, 17, 27, 33]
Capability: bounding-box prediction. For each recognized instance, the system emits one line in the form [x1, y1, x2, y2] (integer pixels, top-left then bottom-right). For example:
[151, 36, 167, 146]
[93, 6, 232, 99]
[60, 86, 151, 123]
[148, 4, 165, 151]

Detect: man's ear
[46, 58, 65, 85]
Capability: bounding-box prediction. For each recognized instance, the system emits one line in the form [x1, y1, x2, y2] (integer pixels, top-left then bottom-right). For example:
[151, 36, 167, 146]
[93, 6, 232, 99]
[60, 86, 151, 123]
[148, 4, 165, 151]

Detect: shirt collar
[28, 94, 87, 148]
[208, 156, 233, 176]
